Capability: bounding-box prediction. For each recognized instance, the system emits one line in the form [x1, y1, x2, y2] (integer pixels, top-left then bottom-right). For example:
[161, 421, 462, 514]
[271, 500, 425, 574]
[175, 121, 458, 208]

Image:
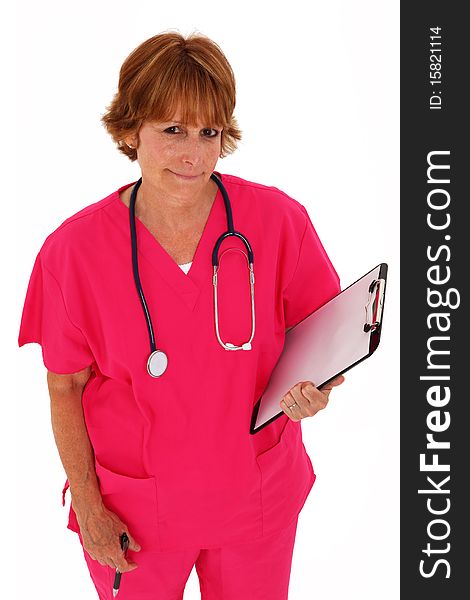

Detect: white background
[10, 1, 399, 598]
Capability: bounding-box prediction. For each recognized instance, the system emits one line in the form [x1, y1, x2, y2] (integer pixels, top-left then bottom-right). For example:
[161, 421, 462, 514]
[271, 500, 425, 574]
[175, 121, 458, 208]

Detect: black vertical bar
[401, 2, 467, 597]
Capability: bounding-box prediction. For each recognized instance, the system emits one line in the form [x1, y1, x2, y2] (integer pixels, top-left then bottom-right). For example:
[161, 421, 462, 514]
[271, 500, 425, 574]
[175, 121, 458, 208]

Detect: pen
[113, 532, 129, 597]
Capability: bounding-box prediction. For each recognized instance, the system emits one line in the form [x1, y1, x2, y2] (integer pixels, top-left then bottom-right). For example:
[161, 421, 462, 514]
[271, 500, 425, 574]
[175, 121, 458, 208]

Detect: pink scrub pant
[77, 515, 299, 600]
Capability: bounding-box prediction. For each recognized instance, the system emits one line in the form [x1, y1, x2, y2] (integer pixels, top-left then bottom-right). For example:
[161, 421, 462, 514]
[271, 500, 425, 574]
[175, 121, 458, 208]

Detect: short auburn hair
[101, 31, 242, 161]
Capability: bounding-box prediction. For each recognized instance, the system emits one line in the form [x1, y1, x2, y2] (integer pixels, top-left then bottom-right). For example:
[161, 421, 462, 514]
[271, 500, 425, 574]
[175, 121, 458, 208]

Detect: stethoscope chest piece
[147, 350, 168, 377]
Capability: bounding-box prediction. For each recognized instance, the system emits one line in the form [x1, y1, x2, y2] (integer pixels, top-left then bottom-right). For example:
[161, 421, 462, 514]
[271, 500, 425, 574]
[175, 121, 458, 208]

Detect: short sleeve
[283, 206, 340, 330]
[18, 251, 95, 374]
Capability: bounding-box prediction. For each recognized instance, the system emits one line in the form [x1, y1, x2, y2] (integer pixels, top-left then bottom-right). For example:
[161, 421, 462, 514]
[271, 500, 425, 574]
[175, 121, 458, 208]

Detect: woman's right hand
[72, 499, 141, 571]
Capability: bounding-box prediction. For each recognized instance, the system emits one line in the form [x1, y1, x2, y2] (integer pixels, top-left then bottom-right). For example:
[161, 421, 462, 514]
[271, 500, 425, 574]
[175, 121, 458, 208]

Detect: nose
[180, 134, 203, 168]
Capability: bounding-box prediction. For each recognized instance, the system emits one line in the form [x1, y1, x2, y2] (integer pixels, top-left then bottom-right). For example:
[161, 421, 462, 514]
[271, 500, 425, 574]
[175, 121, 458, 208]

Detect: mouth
[170, 170, 202, 181]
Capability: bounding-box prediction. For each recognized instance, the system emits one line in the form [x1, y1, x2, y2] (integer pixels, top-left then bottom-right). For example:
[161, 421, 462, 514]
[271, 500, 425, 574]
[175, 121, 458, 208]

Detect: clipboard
[250, 263, 388, 434]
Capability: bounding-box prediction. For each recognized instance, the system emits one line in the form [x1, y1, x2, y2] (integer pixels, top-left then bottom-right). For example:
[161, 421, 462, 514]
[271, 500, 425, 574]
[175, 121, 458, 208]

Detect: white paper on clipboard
[250, 263, 388, 434]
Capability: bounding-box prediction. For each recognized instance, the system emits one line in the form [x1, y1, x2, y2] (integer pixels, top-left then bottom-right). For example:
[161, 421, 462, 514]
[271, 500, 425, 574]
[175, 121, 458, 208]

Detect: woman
[18, 31, 344, 600]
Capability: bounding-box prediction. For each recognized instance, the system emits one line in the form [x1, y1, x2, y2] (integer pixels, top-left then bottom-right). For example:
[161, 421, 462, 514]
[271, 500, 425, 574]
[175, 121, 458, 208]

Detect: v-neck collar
[108, 171, 226, 311]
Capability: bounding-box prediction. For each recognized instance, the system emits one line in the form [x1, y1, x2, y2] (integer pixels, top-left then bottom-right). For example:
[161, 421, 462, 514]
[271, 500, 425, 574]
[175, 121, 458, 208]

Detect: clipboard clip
[363, 278, 386, 333]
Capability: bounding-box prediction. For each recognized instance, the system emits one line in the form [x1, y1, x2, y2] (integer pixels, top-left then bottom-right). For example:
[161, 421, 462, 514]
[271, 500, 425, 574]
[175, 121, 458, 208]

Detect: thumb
[126, 533, 141, 552]
[320, 375, 345, 393]
[329, 375, 345, 387]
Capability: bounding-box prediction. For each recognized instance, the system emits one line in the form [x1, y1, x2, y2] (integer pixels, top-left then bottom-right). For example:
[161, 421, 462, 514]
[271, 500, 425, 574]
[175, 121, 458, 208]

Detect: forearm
[49, 386, 103, 510]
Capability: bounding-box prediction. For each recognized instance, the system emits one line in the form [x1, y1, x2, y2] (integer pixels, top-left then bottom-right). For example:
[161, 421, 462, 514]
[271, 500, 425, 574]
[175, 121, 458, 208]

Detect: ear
[121, 134, 138, 149]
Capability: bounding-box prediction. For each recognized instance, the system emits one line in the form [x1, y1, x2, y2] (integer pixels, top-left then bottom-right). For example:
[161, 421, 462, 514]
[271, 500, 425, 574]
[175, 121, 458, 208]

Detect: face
[125, 111, 223, 200]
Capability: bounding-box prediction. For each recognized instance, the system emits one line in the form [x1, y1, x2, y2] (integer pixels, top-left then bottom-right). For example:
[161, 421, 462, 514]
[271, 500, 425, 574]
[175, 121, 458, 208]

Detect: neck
[128, 176, 218, 233]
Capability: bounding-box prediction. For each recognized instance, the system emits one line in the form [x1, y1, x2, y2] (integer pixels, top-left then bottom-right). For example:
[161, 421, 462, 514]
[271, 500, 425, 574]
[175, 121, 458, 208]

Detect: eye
[164, 126, 182, 134]
[202, 128, 220, 138]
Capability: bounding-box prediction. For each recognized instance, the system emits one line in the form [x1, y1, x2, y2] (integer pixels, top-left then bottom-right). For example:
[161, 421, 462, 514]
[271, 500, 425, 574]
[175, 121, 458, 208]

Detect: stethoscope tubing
[129, 177, 158, 353]
[128, 172, 255, 374]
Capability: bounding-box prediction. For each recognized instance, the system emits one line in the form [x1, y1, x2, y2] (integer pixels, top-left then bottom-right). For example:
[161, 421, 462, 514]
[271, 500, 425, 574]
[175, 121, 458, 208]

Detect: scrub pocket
[256, 420, 316, 536]
[93, 458, 160, 552]
[61, 459, 159, 552]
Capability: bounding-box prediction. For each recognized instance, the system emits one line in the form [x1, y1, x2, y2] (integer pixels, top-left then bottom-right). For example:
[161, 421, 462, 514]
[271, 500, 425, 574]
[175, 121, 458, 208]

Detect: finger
[300, 381, 327, 406]
[290, 383, 314, 414]
[115, 554, 138, 572]
[126, 533, 141, 552]
[106, 556, 118, 570]
[86, 550, 97, 561]
[300, 381, 329, 412]
[282, 384, 314, 418]
[280, 398, 301, 421]
[300, 381, 318, 402]
[85, 548, 107, 567]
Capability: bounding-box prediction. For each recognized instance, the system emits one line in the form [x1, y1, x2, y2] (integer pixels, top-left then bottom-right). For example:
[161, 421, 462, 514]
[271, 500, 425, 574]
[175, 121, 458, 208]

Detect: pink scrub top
[18, 171, 340, 552]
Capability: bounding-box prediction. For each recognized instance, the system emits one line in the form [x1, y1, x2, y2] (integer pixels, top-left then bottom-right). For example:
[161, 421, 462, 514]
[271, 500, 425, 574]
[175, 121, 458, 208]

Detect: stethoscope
[129, 172, 256, 378]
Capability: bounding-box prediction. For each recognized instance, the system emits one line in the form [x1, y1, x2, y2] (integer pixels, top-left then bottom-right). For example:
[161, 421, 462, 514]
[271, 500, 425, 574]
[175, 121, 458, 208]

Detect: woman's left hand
[280, 375, 345, 421]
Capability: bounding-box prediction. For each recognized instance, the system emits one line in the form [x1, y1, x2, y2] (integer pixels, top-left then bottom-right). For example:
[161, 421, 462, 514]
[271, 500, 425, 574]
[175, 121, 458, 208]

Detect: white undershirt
[178, 261, 192, 274]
